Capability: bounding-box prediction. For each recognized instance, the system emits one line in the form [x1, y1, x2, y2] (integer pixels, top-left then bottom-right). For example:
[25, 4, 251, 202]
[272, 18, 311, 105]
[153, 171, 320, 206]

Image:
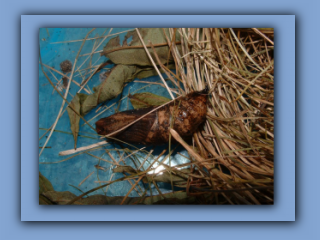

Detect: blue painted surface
[39, 28, 189, 197]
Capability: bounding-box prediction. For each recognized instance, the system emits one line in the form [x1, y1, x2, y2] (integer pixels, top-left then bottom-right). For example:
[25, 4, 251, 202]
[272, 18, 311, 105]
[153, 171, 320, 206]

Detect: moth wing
[95, 107, 156, 144]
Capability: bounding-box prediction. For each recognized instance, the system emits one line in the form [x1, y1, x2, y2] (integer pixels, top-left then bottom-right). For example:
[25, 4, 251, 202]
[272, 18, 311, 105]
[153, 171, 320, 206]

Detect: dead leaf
[39, 172, 54, 194]
[67, 93, 81, 149]
[113, 165, 138, 174]
[102, 28, 181, 66]
[42, 189, 195, 205]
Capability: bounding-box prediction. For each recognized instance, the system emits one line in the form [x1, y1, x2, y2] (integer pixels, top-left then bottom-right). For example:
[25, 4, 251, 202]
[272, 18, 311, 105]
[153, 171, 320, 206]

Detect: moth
[95, 89, 208, 145]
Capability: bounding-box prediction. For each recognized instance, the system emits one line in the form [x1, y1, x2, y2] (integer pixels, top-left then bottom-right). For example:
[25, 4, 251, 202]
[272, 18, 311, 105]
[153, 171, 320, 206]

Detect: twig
[120, 175, 144, 205]
[252, 28, 274, 46]
[78, 171, 95, 186]
[59, 141, 109, 156]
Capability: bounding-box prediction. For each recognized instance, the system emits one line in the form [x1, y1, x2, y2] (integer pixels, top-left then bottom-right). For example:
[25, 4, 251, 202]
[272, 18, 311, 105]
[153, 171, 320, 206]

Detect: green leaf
[129, 92, 170, 109]
[82, 65, 138, 115]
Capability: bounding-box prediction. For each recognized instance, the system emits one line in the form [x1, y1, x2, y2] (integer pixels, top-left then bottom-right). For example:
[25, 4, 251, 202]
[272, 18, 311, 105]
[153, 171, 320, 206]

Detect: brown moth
[95, 88, 208, 145]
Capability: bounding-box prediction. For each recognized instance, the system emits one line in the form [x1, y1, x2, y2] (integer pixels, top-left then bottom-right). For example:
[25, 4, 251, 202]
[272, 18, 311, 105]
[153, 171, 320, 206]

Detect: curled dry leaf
[101, 28, 182, 66]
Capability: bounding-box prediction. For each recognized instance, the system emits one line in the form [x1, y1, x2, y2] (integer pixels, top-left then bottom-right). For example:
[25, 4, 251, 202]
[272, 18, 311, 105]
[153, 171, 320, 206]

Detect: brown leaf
[113, 165, 138, 174]
[39, 171, 54, 194]
[67, 93, 81, 149]
[42, 190, 195, 205]
[42, 191, 77, 205]
[102, 28, 181, 66]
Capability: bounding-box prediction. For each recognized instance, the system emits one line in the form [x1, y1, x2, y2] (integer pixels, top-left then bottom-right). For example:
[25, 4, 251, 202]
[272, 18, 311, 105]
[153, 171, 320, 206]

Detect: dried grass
[163, 28, 274, 204]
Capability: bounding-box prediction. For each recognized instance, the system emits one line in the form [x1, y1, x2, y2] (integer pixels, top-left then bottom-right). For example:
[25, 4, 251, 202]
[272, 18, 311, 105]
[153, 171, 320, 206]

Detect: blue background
[1, 0, 318, 238]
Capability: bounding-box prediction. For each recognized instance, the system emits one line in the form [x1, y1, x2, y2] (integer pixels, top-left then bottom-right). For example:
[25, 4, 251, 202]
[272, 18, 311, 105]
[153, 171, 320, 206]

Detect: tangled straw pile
[147, 28, 274, 204]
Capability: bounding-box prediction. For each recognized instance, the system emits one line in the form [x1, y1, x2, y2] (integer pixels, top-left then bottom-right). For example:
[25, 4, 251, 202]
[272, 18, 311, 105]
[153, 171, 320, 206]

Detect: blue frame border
[21, 15, 295, 221]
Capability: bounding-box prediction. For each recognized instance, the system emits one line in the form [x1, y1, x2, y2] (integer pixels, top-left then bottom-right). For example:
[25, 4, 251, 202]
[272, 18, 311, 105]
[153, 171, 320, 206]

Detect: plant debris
[60, 60, 72, 73]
